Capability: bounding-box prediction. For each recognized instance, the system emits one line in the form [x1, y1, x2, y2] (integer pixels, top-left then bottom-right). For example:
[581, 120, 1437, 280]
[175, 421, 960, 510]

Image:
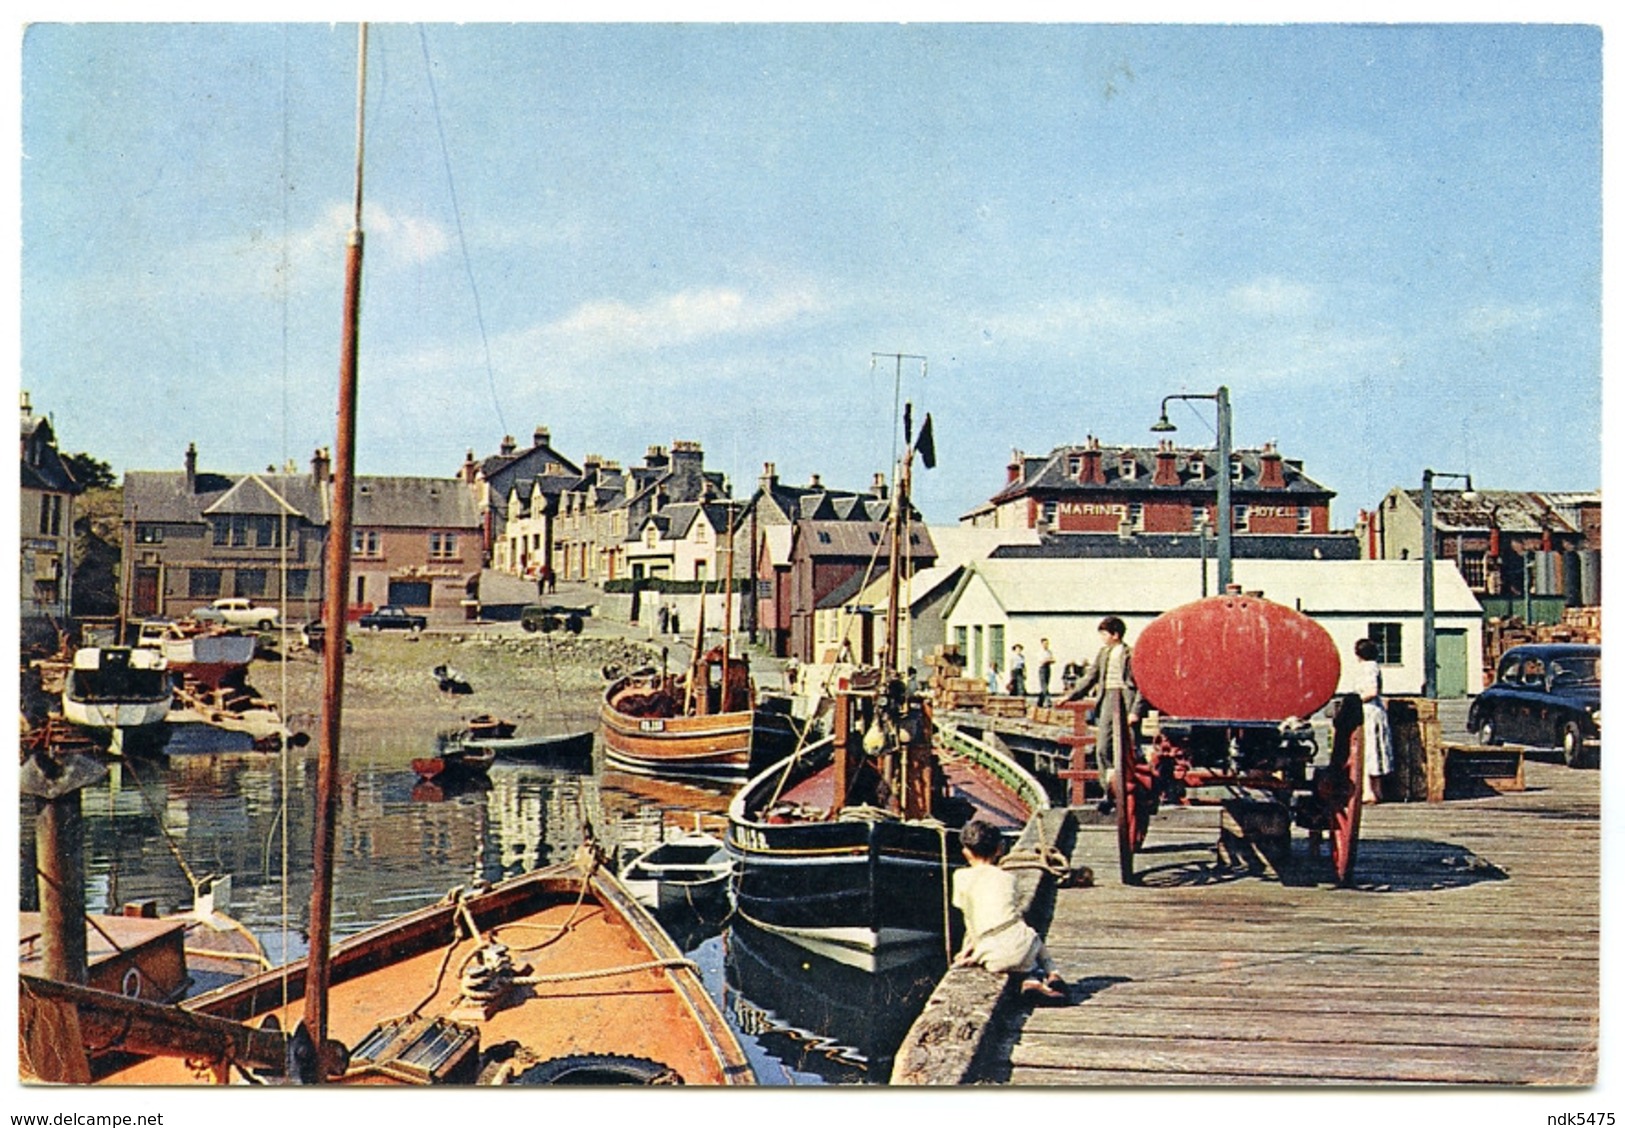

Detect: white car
[191, 597, 281, 631]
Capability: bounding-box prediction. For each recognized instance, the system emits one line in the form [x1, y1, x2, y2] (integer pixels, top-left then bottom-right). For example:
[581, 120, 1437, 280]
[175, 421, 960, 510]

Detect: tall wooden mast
[304, 22, 368, 1076]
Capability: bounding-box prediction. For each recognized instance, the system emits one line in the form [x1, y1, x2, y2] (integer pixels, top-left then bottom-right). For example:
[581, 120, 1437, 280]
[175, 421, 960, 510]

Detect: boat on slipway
[61, 647, 172, 733]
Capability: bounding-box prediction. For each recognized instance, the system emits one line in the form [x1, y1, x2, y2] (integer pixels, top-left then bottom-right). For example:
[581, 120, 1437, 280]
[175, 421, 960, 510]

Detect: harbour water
[19, 716, 946, 1085]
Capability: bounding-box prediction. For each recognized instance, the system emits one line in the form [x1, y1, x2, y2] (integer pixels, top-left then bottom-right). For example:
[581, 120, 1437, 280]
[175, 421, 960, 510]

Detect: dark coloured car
[1467, 643, 1600, 767]
[358, 605, 428, 632]
[520, 604, 585, 634]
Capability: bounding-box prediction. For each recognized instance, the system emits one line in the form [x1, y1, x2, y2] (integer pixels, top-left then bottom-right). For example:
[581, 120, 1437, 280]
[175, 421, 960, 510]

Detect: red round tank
[1132, 594, 1342, 722]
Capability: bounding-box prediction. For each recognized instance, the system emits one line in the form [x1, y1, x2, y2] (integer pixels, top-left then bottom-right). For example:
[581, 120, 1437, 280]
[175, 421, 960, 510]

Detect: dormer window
[645, 527, 658, 548]
[1231, 456, 1245, 483]
[1118, 454, 1137, 481]
[1067, 455, 1082, 478]
[1189, 457, 1207, 481]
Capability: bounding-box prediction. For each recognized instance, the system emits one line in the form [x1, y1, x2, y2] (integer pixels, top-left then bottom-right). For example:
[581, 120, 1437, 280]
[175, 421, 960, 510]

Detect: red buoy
[1132, 594, 1342, 722]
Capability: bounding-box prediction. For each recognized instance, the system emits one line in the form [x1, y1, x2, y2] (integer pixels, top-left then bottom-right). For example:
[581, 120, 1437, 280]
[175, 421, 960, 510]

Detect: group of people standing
[989, 618, 1396, 806]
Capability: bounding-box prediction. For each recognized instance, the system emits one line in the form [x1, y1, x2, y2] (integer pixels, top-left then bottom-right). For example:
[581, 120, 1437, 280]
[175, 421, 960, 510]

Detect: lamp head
[1149, 412, 1177, 434]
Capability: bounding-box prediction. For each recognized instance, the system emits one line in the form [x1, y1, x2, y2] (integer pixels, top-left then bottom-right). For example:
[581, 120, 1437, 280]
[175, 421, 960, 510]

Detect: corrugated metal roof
[1404, 489, 1580, 535]
[992, 532, 1361, 561]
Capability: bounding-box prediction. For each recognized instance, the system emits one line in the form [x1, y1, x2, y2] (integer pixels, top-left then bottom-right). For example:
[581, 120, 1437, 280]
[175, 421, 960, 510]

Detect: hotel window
[1231, 457, 1245, 483]
[1233, 505, 1250, 531]
[1118, 454, 1137, 481]
[1297, 507, 1312, 533]
[1040, 501, 1057, 527]
[429, 532, 458, 559]
[353, 530, 381, 557]
[1127, 503, 1145, 531]
[1067, 455, 1082, 477]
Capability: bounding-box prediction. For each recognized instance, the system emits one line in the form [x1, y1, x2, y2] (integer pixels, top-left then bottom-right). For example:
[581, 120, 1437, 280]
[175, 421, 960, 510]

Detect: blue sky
[17, 20, 1603, 527]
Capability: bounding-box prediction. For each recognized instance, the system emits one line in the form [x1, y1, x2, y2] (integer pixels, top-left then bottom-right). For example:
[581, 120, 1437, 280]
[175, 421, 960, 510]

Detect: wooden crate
[1442, 742, 1526, 796]
[1388, 696, 1443, 802]
[982, 695, 1028, 718]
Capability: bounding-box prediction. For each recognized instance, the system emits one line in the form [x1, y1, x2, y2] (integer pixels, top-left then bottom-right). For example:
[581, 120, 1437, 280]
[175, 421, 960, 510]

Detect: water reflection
[20, 727, 945, 1085]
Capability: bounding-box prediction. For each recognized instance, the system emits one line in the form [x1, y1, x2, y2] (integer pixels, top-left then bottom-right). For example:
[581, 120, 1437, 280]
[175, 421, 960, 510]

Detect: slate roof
[20, 412, 82, 494]
[123, 471, 326, 524]
[991, 532, 1361, 561]
[795, 520, 938, 562]
[989, 443, 1333, 507]
[353, 477, 480, 529]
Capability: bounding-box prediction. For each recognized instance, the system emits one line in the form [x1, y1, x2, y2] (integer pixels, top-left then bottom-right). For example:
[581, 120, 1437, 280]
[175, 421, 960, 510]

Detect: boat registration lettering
[638, 719, 665, 733]
[734, 827, 767, 852]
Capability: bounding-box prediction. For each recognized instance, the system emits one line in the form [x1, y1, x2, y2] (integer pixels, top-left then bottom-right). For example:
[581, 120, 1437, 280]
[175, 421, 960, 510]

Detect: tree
[63, 451, 117, 490]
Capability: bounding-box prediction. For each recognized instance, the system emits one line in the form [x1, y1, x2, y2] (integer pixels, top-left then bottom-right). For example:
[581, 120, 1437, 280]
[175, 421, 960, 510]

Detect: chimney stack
[533, 425, 550, 450]
[1153, 439, 1180, 487]
[809, 473, 822, 490]
[1007, 449, 1024, 486]
[1079, 437, 1105, 485]
[499, 435, 517, 456]
[460, 450, 478, 485]
[760, 462, 779, 493]
[184, 443, 198, 492]
[1259, 443, 1286, 489]
[311, 447, 331, 486]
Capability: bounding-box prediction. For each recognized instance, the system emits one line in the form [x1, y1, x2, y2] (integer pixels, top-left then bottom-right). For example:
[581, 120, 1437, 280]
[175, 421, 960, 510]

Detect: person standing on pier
[1352, 638, 1393, 803]
[1008, 643, 1027, 699]
[1036, 638, 1055, 707]
[1059, 616, 1141, 813]
[951, 818, 1066, 1002]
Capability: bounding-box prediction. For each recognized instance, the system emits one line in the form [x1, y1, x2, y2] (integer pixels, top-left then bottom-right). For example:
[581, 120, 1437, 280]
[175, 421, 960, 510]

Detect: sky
[15, 18, 1604, 529]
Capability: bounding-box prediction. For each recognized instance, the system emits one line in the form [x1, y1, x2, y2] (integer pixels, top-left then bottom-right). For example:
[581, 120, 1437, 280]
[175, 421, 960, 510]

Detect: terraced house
[19, 391, 83, 649]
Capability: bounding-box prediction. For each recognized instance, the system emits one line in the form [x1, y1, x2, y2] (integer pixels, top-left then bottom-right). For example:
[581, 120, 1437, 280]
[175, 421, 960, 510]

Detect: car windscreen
[1548, 656, 1600, 685]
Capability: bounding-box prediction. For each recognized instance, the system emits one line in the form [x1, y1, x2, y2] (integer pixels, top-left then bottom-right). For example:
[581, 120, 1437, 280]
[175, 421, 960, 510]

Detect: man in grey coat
[1059, 616, 1141, 812]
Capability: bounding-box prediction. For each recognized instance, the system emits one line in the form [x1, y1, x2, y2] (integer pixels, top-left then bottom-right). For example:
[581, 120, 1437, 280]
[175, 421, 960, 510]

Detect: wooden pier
[894, 756, 1599, 1086]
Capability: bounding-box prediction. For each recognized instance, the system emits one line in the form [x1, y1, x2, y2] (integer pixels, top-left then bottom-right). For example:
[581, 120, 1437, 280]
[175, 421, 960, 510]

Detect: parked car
[1467, 643, 1600, 767]
[358, 605, 428, 632]
[191, 598, 281, 631]
[520, 604, 585, 634]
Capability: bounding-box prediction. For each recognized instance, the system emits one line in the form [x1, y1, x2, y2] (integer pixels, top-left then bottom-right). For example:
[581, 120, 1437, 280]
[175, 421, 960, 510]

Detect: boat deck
[100, 877, 749, 1086]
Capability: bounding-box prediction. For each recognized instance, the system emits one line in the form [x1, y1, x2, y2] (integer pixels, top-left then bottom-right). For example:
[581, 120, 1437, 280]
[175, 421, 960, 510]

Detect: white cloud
[546, 284, 826, 355]
[1461, 302, 1545, 337]
[1229, 277, 1321, 318]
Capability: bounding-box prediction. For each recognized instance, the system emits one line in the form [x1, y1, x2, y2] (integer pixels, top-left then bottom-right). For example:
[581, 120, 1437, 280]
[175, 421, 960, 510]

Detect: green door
[1436, 628, 1470, 698]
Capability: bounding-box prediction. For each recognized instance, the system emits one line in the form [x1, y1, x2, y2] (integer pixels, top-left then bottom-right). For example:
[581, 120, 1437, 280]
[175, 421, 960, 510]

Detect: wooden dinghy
[618, 830, 733, 913]
[411, 744, 497, 782]
[26, 852, 755, 1086]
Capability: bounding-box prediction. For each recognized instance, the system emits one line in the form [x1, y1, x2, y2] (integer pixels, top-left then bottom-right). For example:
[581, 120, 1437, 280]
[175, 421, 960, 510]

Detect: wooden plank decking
[975, 757, 1600, 1087]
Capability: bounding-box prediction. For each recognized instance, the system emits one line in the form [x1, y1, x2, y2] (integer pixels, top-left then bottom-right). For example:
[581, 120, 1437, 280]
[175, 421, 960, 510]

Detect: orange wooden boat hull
[67, 863, 754, 1086]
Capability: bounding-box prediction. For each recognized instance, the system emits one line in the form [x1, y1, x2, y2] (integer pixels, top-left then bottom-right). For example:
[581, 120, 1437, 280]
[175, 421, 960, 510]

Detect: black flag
[915, 413, 936, 469]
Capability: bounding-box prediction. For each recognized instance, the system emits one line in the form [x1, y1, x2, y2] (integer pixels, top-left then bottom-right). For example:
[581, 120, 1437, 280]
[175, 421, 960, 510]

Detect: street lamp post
[1152, 385, 1232, 593]
[1421, 468, 1474, 699]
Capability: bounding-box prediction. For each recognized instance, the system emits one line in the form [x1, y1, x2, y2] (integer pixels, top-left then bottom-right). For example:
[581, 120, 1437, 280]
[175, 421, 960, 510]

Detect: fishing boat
[25, 852, 754, 1085]
[600, 508, 800, 783]
[61, 646, 172, 732]
[601, 648, 798, 782]
[726, 391, 1051, 972]
[618, 829, 733, 913]
[465, 714, 516, 740]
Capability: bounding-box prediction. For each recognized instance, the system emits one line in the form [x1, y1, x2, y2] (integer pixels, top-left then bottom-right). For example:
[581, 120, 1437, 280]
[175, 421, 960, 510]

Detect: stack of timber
[981, 695, 1029, 719]
[935, 677, 988, 712]
[1483, 608, 1600, 672]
